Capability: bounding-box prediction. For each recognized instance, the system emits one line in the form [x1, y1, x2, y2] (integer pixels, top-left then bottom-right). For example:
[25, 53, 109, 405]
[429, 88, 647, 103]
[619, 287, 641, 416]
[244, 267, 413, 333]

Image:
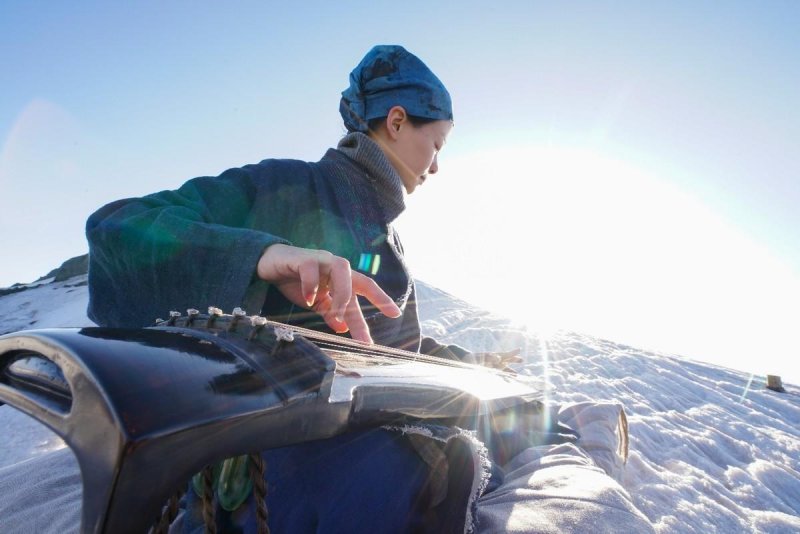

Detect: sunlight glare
[400, 142, 800, 384]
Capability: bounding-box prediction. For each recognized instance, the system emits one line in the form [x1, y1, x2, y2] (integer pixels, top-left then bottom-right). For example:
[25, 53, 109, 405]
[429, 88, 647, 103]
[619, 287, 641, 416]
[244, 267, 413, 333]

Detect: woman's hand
[468, 348, 524, 371]
[257, 244, 401, 343]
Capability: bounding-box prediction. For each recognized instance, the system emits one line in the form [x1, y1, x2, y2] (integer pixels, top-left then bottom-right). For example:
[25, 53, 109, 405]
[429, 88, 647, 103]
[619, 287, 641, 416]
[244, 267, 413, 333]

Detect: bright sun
[398, 143, 800, 383]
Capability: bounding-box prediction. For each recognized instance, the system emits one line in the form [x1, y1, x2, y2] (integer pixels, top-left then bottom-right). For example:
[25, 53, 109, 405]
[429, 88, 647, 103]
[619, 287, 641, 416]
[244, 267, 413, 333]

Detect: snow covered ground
[1, 276, 798, 532]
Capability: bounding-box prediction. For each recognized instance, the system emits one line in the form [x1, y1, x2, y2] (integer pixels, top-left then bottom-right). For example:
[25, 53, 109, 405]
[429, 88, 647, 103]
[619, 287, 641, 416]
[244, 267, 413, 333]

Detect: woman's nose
[428, 155, 439, 175]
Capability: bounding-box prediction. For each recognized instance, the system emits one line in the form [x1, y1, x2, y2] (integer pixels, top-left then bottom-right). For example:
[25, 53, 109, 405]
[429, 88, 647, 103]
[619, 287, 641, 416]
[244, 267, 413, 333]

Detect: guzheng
[0, 308, 542, 533]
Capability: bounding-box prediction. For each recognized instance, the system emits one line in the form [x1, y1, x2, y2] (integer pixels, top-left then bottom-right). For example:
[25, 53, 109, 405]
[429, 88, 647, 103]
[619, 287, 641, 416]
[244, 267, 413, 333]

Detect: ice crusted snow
[0, 274, 94, 334]
[1, 277, 798, 533]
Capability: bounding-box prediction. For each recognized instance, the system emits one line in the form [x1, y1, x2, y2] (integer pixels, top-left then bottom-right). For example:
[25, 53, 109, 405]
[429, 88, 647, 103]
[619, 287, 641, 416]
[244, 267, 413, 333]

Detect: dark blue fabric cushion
[183, 428, 432, 533]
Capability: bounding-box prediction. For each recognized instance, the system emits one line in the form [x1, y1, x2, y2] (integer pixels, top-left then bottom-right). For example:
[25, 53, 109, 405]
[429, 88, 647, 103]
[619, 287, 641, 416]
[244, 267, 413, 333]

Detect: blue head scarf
[340, 45, 453, 133]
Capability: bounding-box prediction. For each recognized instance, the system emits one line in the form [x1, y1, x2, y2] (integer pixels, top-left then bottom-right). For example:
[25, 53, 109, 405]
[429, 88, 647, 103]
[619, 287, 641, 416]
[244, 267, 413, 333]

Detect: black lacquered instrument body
[0, 315, 541, 533]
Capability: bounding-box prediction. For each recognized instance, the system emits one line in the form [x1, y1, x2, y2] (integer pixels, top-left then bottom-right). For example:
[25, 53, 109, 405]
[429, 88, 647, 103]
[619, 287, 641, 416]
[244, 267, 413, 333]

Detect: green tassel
[191, 455, 254, 512]
[216, 455, 254, 512]
[192, 463, 220, 497]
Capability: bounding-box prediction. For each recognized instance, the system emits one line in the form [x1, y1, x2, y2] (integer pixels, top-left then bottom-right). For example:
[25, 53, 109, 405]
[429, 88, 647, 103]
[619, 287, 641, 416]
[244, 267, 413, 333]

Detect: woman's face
[390, 118, 453, 194]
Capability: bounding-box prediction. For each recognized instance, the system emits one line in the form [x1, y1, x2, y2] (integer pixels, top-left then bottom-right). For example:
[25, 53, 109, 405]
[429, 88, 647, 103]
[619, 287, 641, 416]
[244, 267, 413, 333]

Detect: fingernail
[306, 292, 317, 307]
[335, 307, 347, 322]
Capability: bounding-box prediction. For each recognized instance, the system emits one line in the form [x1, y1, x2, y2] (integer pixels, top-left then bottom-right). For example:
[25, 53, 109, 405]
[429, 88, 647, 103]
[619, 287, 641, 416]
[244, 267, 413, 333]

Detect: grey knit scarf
[337, 132, 406, 223]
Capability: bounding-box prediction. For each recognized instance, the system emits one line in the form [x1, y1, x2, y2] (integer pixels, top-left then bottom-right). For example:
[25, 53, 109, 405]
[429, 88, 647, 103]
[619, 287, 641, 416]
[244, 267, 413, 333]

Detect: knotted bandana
[340, 45, 453, 133]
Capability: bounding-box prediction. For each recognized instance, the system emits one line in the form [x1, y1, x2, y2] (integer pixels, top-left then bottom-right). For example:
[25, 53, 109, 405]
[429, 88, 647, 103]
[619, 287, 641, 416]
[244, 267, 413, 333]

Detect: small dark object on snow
[766, 375, 786, 393]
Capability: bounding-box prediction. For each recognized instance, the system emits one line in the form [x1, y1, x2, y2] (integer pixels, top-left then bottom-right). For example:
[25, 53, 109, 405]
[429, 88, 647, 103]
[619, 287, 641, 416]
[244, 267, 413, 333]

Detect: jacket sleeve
[419, 336, 471, 361]
[86, 166, 289, 327]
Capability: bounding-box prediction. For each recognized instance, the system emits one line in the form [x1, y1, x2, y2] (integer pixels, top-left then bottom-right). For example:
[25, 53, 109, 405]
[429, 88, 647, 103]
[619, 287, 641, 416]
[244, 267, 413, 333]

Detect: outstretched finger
[352, 273, 401, 318]
[343, 294, 372, 344]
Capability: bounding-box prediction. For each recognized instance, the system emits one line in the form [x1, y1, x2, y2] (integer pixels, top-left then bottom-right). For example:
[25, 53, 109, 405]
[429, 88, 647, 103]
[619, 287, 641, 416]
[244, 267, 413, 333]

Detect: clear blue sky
[2, 1, 799, 383]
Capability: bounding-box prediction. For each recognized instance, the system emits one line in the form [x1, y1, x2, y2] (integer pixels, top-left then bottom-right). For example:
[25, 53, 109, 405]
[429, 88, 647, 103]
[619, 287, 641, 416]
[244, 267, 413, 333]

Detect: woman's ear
[385, 106, 408, 140]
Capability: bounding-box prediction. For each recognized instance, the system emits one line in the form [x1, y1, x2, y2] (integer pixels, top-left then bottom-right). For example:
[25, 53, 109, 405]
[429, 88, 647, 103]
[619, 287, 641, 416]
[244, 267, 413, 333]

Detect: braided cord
[248, 453, 270, 534]
[202, 465, 217, 534]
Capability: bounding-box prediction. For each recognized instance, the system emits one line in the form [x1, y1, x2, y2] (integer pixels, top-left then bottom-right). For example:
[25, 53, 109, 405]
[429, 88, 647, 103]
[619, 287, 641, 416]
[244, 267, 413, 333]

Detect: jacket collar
[336, 132, 406, 223]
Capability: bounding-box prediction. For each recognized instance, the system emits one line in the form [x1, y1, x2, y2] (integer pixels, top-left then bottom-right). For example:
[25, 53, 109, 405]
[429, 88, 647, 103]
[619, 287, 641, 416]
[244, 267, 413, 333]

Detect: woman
[86, 45, 495, 532]
[1, 46, 654, 534]
[86, 44, 473, 361]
